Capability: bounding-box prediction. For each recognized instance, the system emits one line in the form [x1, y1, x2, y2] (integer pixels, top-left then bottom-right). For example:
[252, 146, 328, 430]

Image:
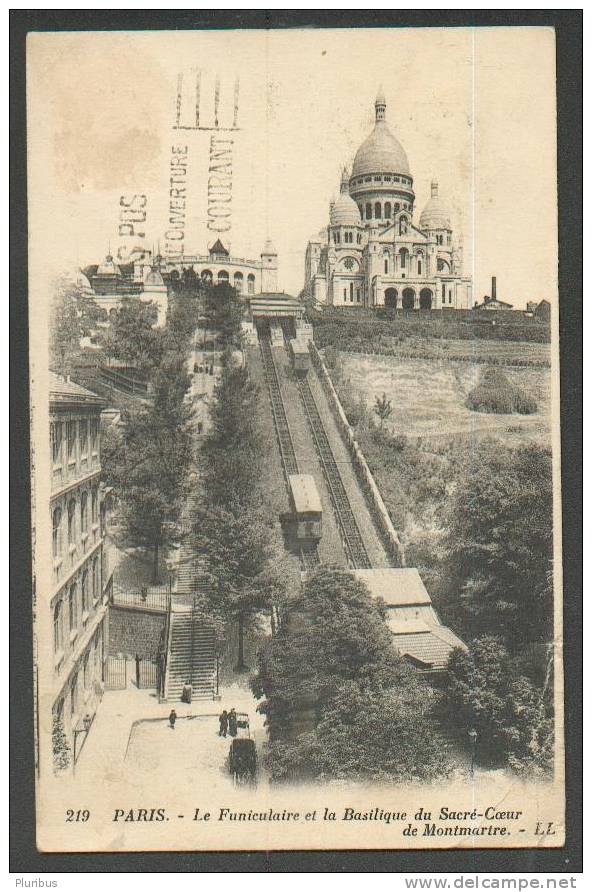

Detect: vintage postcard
[27, 26, 564, 853]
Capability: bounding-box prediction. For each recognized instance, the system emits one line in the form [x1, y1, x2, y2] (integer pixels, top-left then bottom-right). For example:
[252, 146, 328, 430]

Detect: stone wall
[309, 342, 405, 567]
[108, 605, 166, 658]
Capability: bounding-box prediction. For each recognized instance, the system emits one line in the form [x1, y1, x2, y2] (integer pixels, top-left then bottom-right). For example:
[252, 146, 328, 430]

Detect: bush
[466, 366, 537, 414]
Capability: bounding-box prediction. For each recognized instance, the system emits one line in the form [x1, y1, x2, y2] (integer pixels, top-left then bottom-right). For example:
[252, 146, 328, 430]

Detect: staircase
[164, 608, 217, 701]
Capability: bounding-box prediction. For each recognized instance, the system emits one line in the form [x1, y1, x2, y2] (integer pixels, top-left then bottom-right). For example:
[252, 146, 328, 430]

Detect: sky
[28, 27, 557, 308]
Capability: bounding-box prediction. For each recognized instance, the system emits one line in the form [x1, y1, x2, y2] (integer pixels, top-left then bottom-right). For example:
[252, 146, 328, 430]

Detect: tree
[192, 505, 284, 669]
[373, 392, 393, 429]
[444, 636, 554, 776]
[251, 567, 453, 782]
[101, 299, 162, 371]
[102, 389, 192, 582]
[443, 442, 553, 647]
[52, 712, 71, 773]
[204, 283, 244, 346]
[49, 279, 84, 373]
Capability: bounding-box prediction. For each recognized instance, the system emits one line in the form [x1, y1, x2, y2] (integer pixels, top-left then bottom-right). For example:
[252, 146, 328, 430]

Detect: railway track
[259, 334, 320, 571]
[297, 376, 372, 570]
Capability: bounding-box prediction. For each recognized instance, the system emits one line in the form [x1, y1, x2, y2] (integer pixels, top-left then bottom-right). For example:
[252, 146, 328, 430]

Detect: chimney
[491, 276, 497, 301]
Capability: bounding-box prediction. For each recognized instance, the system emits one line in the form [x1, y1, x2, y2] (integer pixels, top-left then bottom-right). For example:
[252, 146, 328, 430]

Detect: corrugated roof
[49, 372, 105, 405]
[388, 618, 467, 670]
[289, 474, 322, 514]
[353, 568, 432, 606]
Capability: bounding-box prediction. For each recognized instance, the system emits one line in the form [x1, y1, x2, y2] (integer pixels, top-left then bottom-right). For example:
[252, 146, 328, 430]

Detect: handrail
[161, 589, 173, 702]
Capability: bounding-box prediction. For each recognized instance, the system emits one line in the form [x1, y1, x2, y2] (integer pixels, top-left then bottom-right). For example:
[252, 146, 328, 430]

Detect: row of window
[54, 624, 104, 723]
[342, 283, 362, 304]
[333, 231, 362, 245]
[52, 486, 102, 561]
[351, 174, 412, 187]
[360, 202, 412, 222]
[53, 554, 102, 659]
[189, 269, 256, 294]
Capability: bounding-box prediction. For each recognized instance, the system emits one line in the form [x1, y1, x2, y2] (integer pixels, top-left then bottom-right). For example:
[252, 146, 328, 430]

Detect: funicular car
[285, 474, 322, 543]
[287, 338, 311, 376]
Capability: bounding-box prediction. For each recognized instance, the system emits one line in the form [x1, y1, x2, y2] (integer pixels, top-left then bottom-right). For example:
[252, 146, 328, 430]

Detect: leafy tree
[443, 442, 553, 646]
[192, 505, 285, 669]
[101, 299, 162, 371]
[251, 567, 453, 782]
[204, 283, 244, 346]
[373, 392, 393, 429]
[444, 636, 554, 776]
[52, 712, 71, 773]
[467, 366, 537, 415]
[49, 279, 84, 373]
[102, 390, 192, 582]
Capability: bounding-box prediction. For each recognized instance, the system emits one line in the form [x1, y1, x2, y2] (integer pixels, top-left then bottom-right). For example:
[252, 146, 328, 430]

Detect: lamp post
[468, 727, 478, 778]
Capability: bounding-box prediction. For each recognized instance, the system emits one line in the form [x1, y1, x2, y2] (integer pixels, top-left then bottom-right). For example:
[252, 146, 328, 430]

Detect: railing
[99, 365, 150, 396]
[110, 586, 171, 613]
[102, 571, 114, 604]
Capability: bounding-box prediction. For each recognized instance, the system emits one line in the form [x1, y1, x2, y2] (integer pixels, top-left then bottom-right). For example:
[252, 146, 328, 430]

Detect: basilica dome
[330, 168, 362, 226]
[96, 253, 121, 277]
[420, 180, 452, 230]
[352, 91, 410, 178]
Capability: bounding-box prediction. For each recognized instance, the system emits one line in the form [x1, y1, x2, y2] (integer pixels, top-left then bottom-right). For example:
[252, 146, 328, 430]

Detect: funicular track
[297, 376, 372, 570]
[258, 333, 320, 570]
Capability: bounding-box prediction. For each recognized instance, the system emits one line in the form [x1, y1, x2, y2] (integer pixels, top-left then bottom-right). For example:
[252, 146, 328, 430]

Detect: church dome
[420, 180, 452, 230]
[330, 167, 362, 226]
[144, 266, 164, 287]
[96, 253, 121, 276]
[352, 91, 410, 178]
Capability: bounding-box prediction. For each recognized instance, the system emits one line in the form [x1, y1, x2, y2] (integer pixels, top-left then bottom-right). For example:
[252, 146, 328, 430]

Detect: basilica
[303, 90, 472, 311]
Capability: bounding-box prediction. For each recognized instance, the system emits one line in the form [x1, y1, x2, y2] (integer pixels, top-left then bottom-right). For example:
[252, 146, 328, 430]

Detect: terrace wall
[108, 605, 166, 658]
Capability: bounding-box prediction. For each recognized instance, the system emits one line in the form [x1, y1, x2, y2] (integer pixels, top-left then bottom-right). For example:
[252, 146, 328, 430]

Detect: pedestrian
[135, 653, 141, 688]
[228, 708, 238, 738]
[181, 681, 192, 704]
[218, 709, 228, 738]
[169, 708, 177, 730]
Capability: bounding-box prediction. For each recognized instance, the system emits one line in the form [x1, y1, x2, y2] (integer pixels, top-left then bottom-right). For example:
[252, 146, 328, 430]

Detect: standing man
[135, 653, 141, 689]
[169, 708, 177, 730]
[228, 708, 238, 738]
[218, 710, 228, 738]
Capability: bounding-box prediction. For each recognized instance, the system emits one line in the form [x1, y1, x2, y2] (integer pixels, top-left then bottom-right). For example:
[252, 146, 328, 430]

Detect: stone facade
[303, 90, 472, 311]
[108, 607, 166, 659]
[49, 373, 110, 762]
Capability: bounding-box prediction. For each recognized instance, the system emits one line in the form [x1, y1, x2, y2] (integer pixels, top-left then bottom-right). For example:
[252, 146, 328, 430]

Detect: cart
[228, 714, 257, 785]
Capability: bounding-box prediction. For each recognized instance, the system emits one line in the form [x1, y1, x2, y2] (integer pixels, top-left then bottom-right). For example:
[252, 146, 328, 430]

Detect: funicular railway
[258, 322, 371, 571]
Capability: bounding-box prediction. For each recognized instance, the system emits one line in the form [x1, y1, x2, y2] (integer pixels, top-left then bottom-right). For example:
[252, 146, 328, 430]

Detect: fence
[333, 346, 550, 369]
[135, 657, 160, 690]
[99, 365, 150, 396]
[309, 342, 405, 567]
[110, 586, 171, 613]
[105, 656, 127, 690]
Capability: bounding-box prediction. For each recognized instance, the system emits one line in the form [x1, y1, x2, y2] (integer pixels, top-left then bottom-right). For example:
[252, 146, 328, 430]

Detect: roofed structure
[288, 474, 322, 515]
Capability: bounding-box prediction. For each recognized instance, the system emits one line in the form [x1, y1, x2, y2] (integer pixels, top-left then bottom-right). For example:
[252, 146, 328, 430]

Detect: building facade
[84, 237, 279, 326]
[303, 90, 472, 311]
[49, 373, 110, 768]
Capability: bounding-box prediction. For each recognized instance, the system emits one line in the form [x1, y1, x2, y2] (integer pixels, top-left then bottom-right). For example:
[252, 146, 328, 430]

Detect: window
[442, 283, 446, 301]
[53, 602, 62, 654]
[356, 288, 361, 303]
[394, 203, 400, 212]
[334, 231, 340, 244]
[91, 488, 98, 525]
[233, 272, 243, 295]
[374, 202, 382, 218]
[217, 270, 229, 284]
[247, 274, 255, 295]
[343, 258, 355, 271]
[68, 499, 76, 545]
[67, 421, 77, 462]
[90, 418, 99, 454]
[357, 233, 362, 244]
[81, 570, 88, 615]
[70, 673, 78, 716]
[350, 283, 354, 302]
[365, 203, 372, 220]
[384, 202, 391, 219]
[418, 260, 422, 275]
[343, 288, 347, 301]
[79, 420, 88, 458]
[83, 653, 90, 689]
[400, 249, 408, 269]
[51, 423, 63, 466]
[69, 583, 78, 632]
[80, 492, 88, 535]
[52, 507, 62, 559]
[92, 557, 99, 601]
[384, 257, 389, 275]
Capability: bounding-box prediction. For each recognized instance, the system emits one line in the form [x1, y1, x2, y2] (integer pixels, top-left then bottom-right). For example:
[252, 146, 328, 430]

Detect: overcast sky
[28, 27, 557, 308]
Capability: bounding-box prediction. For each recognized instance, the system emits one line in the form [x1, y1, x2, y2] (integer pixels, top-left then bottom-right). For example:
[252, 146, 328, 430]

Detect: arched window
[53, 602, 62, 654]
[217, 270, 229, 284]
[334, 231, 340, 244]
[365, 202, 372, 220]
[233, 272, 243, 294]
[384, 202, 391, 219]
[81, 569, 88, 615]
[374, 202, 382, 218]
[92, 557, 99, 601]
[399, 248, 409, 270]
[52, 507, 62, 559]
[349, 283, 354, 302]
[80, 492, 88, 535]
[417, 260, 422, 275]
[201, 269, 213, 284]
[69, 583, 77, 632]
[357, 233, 362, 244]
[247, 274, 255, 295]
[384, 257, 389, 275]
[79, 420, 88, 458]
[51, 422, 63, 466]
[394, 202, 400, 212]
[68, 499, 76, 545]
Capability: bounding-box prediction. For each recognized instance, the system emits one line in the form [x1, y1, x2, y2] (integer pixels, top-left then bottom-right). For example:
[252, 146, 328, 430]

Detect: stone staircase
[164, 608, 216, 701]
